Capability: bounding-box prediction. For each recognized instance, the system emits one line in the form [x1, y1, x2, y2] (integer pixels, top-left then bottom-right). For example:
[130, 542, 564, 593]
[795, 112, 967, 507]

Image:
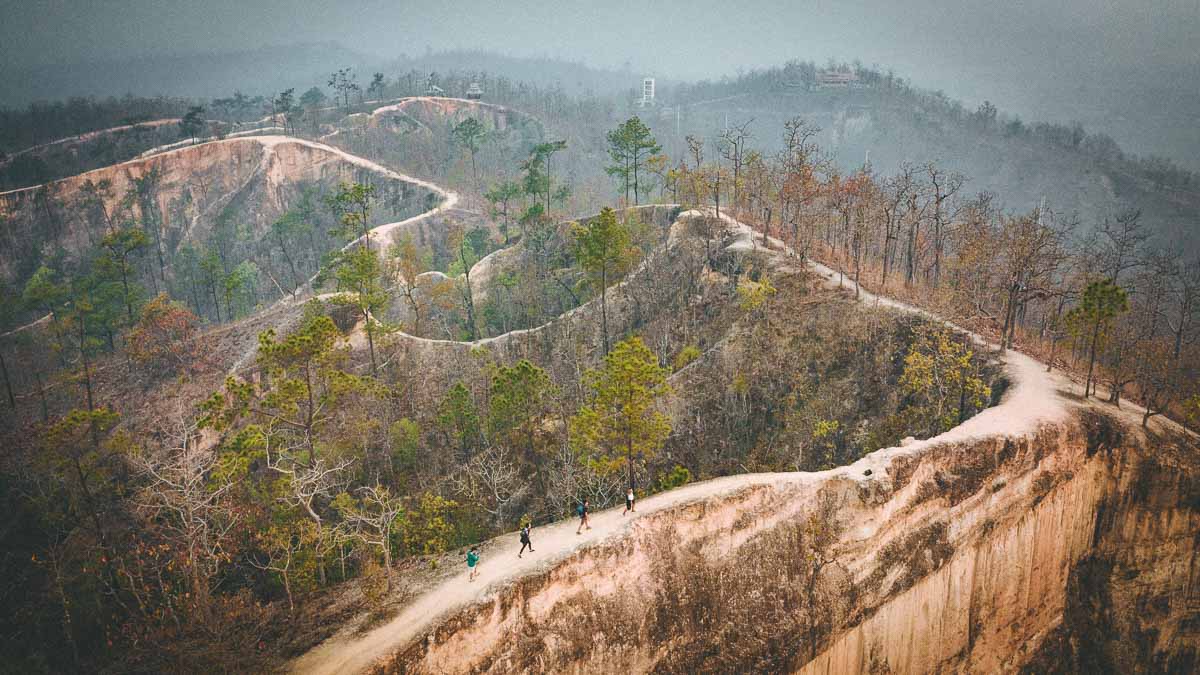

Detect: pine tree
[202, 303, 351, 466]
[606, 117, 661, 205]
[451, 118, 489, 194]
[571, 207, 632, 354]
[325, 182, 376, 246]
[97, 226, 148, 324]
[570, 336, 672, 491]
[180, 106, 205, 143]
[1067, 278, 1129, 398]
[437, 381, 482, 457]
[488, 359, 554, 454]
[331, 245, 387, 374]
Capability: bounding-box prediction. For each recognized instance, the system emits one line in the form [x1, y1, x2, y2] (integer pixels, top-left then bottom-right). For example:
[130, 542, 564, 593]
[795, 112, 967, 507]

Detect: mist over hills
[2, 39, 1197, 176]
[0, 44, 639, 106]
[0, 42, 372, 104]
[1, 7, 1198, 671]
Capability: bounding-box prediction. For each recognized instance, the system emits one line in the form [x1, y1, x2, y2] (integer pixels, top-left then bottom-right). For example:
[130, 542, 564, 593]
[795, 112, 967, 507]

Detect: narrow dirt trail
[290, 209, 1076, 675]
[292, 349, 1067, 675]
[0, 106, 1120, 671]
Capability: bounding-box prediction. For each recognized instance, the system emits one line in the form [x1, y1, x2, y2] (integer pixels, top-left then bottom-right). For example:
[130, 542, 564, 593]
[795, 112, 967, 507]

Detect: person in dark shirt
[518, 523, 535, 558]
[575, 499, 592, 535]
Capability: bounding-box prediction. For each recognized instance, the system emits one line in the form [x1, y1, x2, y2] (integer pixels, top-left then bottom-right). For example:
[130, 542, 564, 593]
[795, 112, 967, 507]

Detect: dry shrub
[647, 493, 851, 673]
[867, 520, 954, 596]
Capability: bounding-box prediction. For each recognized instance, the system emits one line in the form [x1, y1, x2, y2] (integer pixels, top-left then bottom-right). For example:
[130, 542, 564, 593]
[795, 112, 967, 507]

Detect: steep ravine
[4, 98, 1192, 672]
[292, 277, 1199, 675]
[362, 408, 1198, 674]
[282, 204, 1198, 674]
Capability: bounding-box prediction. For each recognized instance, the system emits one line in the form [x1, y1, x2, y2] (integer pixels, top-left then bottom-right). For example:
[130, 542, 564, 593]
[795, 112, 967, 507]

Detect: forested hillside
[0, 53, 1197, 673]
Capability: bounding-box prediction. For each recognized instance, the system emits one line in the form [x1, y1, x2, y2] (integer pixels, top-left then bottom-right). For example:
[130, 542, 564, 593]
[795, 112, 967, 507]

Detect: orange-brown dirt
[289, 210, 1199, 675]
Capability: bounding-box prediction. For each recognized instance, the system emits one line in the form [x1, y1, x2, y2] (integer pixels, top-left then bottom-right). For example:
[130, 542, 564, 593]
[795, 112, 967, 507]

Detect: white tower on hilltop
[640, 77, 656, 108]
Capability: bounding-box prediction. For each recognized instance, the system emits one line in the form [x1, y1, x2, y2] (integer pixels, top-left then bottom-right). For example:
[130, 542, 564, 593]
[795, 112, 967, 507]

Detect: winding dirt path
[289, 209, 1076, 675]
[1, 102, 1149, 673]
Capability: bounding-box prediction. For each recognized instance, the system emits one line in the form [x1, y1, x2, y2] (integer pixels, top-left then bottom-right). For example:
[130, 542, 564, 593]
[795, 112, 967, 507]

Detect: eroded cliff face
[0, 136, 435, 289]
[372, 412, 1198, 674]
[368, 97, 543, 136]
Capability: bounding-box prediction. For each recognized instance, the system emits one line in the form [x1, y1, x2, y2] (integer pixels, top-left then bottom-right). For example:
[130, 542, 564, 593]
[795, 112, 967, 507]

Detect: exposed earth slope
[3, 97, 1194, 674]
[290, 213, 1199, 673]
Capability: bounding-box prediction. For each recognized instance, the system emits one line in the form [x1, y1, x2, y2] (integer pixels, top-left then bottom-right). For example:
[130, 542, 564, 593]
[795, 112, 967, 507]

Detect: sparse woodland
[0, 60, 1196, 673]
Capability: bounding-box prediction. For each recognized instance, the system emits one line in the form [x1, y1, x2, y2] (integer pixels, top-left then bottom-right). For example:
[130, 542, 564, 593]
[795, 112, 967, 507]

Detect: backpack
[520, 527, 530, 543]
[576, 503, 585, 517]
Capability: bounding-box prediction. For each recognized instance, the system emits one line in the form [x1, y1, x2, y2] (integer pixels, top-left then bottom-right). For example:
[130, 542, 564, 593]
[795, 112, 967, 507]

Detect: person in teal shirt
[466, 547, 480, 581]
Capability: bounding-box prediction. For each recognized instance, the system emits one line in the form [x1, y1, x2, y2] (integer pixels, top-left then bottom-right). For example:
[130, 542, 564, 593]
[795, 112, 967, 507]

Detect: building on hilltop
[813, 70, 865, 91]
[425, 73, 444, 96]
[638, 77, 656, 108]
[466, 82, 483, 100]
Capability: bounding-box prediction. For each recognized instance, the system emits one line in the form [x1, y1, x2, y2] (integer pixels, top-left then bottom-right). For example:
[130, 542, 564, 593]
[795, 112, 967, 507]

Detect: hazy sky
[2, 0, 1198, 154]
[3, 0, 1196, 77]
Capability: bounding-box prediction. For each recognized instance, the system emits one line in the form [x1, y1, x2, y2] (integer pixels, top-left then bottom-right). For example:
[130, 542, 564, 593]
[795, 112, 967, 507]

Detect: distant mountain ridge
[0, 42, 373, 105]
[0, 44, 642, 108]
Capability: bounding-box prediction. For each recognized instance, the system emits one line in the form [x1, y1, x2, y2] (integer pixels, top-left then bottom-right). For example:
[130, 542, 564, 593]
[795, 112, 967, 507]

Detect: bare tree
[131, 410, 237, 619]
[1164, 254, 1200, 360]
[925, 163, 965, 287]
[1098, 209, 1148, 285]
[250, 520, 311, 613]
[452, 445, 526, 524]
[336, 484, 405, 592]
[997, 208, 1071, 351]
[542, 443, 623, 517]
[263, 434, 352, 586]
[718, 118, 754, 216]
[879, 164, 916, 285]
[903, 176, 930, 287]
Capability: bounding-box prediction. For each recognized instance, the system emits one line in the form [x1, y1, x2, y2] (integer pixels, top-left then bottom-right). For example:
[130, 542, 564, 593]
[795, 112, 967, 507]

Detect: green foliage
[900, 326, 991, 433]
[446, 224, 492, 340]
[22, 264, 67, 314]
[221, 260, 259, 320]
[571, 207, 633, 290]
[672, 345, 702, 371]
[271, 210, 315, 285]
[325, 182, 376, 242]
[658, 465, 693, 491]
[451, 118, 488, 154]
[179, 106, 205, 141]
[96, 226, 149, 323]
[1066, 278, 1130, 395]
[437, 381, 482, 456]
[570, 336, 672, 489]
[389, 418, 421, 472]
[487, 359, 554, 449]
[1185, 394, 1200, 426]
[39, 407, 122, 524]
[521, 139, 567, 211]
[571, 207, 633, 352]
[329, 244, 388, 372]
[1066, 278, 1129, 343]
[399, 492, 458, 557]
[299, 86, 326, 108]
[202, 303, 356, 466]
[737, 276, 777, 312]
[483, 180, 522, 243]
[451, 117, 489, 188]
[812, 419, 841, 439]
[606, 116, 662, 204]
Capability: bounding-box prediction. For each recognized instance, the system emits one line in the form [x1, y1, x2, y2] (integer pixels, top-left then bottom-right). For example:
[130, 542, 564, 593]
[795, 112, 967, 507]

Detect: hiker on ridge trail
[466, 546, 480, 581]
[576, 499, 592, 534]
[518, 523, 535, 558]
[624, 487, 636, 515]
